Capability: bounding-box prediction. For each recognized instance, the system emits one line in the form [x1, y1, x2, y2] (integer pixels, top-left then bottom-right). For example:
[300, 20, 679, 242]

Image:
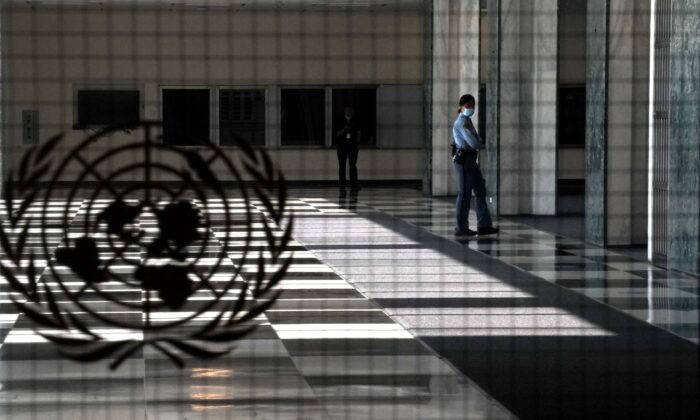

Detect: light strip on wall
[647, 0, 656, 262]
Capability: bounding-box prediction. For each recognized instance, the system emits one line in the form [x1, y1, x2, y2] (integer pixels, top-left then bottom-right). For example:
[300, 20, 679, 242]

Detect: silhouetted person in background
[335, 105, 361, 190]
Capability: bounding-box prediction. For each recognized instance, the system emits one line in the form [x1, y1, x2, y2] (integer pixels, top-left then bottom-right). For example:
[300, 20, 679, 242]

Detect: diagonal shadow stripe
[292, 206, 700, 420]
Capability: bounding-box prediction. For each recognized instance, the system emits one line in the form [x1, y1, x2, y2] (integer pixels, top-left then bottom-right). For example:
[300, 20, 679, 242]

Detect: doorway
[556, 0, 587, 216]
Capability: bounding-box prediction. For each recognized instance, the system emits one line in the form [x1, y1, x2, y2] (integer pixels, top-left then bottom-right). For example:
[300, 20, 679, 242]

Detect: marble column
[432, 0, 557, 216]
[585, 0, 608, 246]
[606, 0, 636, 245]
[494, 0, 519, 215]
[430, 0, 454, 196]
[483, 0, 501, 216]
[586, 0, 650, 247]
[530, 0, 558, 215]
[631, 0, 651, 245]
[423, 0, 433, 195]
[430, 0, 480, 196]
[457, 0, 481, 125]
[486, 0, 557, 217]
[668, 0, 700, 274]
[0, 2, 3, 194]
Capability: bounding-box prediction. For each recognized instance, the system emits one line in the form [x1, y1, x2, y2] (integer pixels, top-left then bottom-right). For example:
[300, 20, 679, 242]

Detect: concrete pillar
[668, 0, 700, 274]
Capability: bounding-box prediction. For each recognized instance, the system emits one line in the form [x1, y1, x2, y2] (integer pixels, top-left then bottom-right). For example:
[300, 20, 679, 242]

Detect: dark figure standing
[452, 94, 498, 237]
[335, 106, 361, 190]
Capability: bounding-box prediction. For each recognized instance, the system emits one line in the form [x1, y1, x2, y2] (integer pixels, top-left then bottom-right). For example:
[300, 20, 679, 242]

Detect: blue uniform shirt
[452, 114, 482, 151]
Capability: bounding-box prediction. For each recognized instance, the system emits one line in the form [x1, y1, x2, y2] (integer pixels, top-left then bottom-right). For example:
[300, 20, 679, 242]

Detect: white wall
[558, 149, 586, 179]
[377, 85, 424, 148]
[1, 4, 425, 181]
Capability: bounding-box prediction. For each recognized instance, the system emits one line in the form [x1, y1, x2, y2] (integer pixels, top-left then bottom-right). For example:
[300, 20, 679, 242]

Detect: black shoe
[454, 229, 477, 238]
[477, 226, 499, 235]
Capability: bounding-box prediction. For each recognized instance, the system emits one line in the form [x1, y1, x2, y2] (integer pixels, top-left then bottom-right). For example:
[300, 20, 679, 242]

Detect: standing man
[452, 94, 498, 237]
[335, 105, 361, 190]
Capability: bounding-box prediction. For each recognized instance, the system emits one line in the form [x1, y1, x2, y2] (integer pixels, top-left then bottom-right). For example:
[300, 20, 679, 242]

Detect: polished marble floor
[1, 187, 698, 419]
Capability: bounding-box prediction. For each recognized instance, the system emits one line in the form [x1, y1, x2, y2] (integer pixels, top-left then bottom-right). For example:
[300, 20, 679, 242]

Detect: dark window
[281, 89, 325, 146]
[558, 85, 586, 147]
[219, 89, 265, 146]
[162, 89, 210, 145]
[75, 90, 140, 129]
[332, 88, 376, 146]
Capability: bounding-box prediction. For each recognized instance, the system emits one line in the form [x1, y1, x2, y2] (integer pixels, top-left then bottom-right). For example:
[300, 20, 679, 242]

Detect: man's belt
[456, 147, 478, 155]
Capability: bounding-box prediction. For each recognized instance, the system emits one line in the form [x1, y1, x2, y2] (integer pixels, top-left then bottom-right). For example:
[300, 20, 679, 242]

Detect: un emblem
[0, 121, 293, 369]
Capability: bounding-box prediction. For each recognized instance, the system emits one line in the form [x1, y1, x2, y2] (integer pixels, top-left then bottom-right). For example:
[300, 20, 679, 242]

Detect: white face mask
[462, 108, 475, 118]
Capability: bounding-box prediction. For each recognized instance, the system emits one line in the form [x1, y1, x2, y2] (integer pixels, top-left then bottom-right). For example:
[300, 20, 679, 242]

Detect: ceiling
[12, 0, 424, 10]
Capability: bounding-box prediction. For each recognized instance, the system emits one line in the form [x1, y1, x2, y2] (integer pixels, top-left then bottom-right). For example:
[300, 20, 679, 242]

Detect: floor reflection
[312, 188, 699, 344]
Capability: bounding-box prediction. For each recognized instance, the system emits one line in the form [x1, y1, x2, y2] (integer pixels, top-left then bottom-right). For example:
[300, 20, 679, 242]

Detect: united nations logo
[0, 121, 293, 369]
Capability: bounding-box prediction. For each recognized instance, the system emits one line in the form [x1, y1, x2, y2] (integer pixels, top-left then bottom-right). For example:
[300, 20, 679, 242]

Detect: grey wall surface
[669, 0, 700, 274]
[559, 0, 587, 85]
[2, 3, 425, 182]
[377, 85, 424, 149]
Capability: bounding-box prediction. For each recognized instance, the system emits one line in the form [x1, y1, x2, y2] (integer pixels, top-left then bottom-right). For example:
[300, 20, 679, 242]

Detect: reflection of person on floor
[338, 186, 359, 212]
[335, 105, 361, 190]
[452, 94, 498, 238]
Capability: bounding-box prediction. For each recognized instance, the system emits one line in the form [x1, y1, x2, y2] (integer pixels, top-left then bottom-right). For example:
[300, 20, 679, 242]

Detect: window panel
[281, 89, 325, 146]
[162, 88, 210, 146]
[558, 85, 586, 147]
[332, 88, 377, 146]
[219, 89, 265, 146]
[75, 90, 140, 129]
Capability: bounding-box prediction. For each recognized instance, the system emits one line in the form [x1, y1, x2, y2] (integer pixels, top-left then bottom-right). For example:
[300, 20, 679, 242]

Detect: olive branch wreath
[0, 126, 294, 369]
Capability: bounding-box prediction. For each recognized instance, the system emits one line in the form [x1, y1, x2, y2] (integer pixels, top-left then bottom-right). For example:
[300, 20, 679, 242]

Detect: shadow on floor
[362, 210, 699, 420]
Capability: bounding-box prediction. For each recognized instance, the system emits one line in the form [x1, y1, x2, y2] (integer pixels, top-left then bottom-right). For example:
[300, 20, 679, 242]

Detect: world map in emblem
[0, 121, 293, 369]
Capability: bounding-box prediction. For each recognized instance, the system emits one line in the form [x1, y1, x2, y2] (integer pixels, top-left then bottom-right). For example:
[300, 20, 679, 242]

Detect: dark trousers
[454, 153, 492, 231]
[337, 142, 358, 187]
